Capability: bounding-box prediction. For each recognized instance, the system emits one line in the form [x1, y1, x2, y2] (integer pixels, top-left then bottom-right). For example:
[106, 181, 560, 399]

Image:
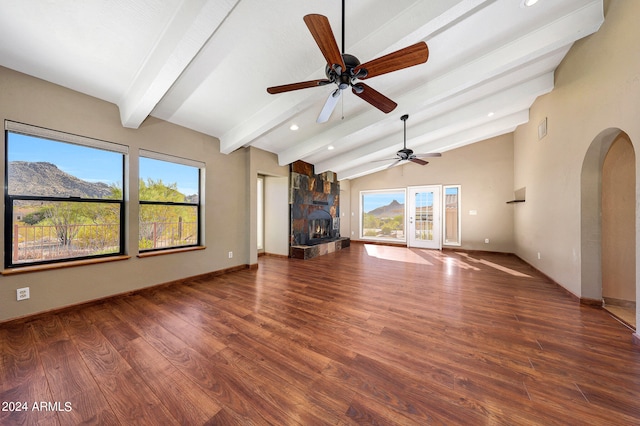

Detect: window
[5, 121, 126, 267]
[360, 189, 406, 242]
[443, 185, 461, 245]
[139, 151, 202, 252]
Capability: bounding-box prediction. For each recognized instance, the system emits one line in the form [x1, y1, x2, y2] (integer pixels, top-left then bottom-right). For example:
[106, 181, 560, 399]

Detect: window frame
[359, 188, 407, 243]
[443, 184, 462, 246]
[138, 150, 203, 253]
[4, 121, 127, 268]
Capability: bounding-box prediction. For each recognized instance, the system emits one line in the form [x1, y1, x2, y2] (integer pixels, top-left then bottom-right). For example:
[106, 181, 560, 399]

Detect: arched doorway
[581, 128, 636, 329]
[602, 133, 636, 326]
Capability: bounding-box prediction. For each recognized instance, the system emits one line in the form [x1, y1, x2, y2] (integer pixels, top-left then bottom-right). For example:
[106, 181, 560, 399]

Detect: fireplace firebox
[307, 210, 333, 245]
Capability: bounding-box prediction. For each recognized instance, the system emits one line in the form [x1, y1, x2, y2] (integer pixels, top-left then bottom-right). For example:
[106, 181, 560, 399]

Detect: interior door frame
[407, 185, 442, 249]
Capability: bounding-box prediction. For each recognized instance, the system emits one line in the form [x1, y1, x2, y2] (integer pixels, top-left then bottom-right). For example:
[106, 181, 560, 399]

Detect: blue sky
[364, 188, 453, 213]
[363, 191, 405, 213]
[8, 133, 199, 196]
[139, 157, 199, 196]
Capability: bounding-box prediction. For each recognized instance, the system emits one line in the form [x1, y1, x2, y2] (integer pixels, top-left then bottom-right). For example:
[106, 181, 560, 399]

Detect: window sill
[2, 255, 131, 275]
[137, 246, 206, 258]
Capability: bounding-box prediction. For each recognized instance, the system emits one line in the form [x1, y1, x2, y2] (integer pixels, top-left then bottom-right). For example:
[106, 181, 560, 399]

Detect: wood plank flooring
[1, 243, 640, 425]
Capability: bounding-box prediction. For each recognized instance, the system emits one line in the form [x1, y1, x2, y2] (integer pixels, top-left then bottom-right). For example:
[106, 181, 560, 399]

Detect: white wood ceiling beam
[118, 0, 239, 129]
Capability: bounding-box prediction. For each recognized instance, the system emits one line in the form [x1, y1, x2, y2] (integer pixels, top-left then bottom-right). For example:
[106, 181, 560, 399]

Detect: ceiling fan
[266, 1, 429, 123]
[380, 114, 441, 168]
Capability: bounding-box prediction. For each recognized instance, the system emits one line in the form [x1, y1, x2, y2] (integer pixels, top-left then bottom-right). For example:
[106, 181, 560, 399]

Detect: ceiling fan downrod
[401, 114, 409, 149]
[341, 0, 345, 54]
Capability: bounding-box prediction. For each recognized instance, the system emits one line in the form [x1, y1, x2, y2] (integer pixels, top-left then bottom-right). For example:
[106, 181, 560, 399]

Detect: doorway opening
[602, 132, 636, 328]
[581, 129, 636, 330]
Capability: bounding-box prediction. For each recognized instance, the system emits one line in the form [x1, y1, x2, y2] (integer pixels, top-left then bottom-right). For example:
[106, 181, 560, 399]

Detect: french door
[408, 185, 441, 249]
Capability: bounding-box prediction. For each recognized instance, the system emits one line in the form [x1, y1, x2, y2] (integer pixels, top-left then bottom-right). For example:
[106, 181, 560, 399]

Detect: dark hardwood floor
[2, 243, 640, 425]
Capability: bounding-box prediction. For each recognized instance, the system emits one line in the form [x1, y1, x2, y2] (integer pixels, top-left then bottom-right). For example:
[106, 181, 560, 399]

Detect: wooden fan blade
[354, 42, 429, 80]
[267, 79, 331, 94]
[409, 157, 429, 166]
[317, 89, 342, 123]
[414, 153, 442, 158]
[303, 14, 346, 72]
[352, 83, 397, 113]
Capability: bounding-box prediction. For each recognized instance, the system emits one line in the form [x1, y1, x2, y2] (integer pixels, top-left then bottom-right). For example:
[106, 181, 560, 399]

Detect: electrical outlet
[17, 287, 30, 301]
[484, 238, 490, 244]
[537, 252, 541, 260]
[228, 251, 233, 259]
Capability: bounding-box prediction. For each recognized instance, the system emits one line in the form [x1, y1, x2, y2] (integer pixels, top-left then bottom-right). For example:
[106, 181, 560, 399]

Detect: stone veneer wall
[290, 160, 340, 246]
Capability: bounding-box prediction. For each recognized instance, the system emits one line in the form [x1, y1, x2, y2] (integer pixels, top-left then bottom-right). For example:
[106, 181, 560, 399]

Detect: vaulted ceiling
[0, 0, 603, 179]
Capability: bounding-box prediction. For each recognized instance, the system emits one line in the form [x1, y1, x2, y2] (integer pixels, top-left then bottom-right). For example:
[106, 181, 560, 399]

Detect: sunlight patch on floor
[364, 244, 433, 265]
[456, 252, 531, 277]
[363, 245, 532, 277]
[419, 249, 480, 272]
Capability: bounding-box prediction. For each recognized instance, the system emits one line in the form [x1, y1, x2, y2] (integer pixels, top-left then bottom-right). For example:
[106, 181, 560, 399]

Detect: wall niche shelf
[507, 187, 526, 204]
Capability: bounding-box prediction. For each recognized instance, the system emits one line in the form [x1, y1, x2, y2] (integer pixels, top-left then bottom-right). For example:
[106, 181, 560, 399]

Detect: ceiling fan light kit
[267, 3, 429, 123]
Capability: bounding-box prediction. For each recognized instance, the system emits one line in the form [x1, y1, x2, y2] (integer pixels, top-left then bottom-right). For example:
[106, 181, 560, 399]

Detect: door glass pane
[414, 191, 434, 241]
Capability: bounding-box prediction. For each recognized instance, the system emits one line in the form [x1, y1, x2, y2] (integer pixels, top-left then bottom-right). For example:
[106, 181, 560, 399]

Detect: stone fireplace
[289, 160, 349, 259]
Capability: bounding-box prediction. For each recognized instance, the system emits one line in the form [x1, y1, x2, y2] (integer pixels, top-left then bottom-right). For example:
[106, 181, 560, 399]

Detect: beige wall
[339, 179, 351, 238]
[345, 133, 515, 253]
[513, 0, 640, 309]
[0, 66, 256, 322]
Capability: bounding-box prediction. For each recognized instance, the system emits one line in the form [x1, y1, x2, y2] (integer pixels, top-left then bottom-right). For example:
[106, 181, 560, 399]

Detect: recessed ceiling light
[289, 124, 299, 131]
[521, 0, 539, 7]
[327, 145, 335, 150]
[488, 112, 495, 117]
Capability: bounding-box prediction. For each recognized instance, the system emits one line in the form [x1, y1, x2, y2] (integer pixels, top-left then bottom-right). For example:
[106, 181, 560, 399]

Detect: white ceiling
[0, 0, 603, 179]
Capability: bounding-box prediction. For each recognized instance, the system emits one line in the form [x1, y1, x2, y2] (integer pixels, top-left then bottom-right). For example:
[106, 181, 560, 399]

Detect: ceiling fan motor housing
[325, 53, 363, 90]
[397, 147, 413, 160]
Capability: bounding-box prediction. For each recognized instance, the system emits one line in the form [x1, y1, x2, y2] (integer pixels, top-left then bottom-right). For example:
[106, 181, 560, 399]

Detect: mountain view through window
[6, 131, 125, 266]
[361, 190, 406, 241]
[5, 128, 201, 266]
